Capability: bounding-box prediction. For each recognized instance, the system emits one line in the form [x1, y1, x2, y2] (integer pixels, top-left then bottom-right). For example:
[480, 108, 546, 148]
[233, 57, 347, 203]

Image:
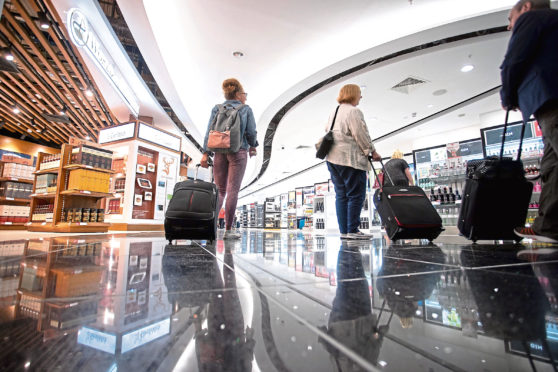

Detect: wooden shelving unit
[27, 144, 113, 233]
[0, 160, 34, 230]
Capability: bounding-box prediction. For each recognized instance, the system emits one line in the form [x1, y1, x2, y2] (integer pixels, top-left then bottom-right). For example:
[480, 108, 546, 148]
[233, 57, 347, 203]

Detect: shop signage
[77, 327, 116, 354]
[67, 9, 140, 117]
[121, 318, 170, 353]
[138, 123, 181, 152]
[98, 122, 136, 144]
[415, 150, 431, 164]
[457, 139, 483, 157]
[484, 122, 534, 146]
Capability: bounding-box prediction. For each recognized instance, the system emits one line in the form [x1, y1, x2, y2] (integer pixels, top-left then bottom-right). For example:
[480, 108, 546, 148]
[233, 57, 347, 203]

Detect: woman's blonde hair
[392, 150, 404, 159]
[222, 78, 244, 100]
[337, 84, 361, 104]
[400, 317, 413, 329]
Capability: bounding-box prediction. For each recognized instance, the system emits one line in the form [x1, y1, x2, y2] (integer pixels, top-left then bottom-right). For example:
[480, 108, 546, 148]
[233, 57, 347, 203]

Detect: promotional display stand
[97, 121, 181, 231]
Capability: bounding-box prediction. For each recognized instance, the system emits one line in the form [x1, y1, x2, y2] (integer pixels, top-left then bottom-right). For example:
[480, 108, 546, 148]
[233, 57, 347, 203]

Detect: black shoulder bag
[316, 105, 340, 159]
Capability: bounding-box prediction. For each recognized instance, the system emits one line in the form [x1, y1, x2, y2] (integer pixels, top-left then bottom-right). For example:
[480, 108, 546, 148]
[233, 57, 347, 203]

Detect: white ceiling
[112, 0, 546, 201]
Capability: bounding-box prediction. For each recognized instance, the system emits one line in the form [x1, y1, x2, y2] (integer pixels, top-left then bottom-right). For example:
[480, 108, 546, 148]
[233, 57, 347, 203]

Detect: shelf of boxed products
[27, 144, 113, 233]
[63, 164, 115, 174]
[59, 190, 114, 198]
[0, 177, 33, 184]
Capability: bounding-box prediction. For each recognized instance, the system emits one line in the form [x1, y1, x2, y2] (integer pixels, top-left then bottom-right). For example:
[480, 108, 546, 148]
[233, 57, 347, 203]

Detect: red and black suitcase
[457, 111, 532, 243]
[164, 164, 219, 243]
[371, 160, 443, 242]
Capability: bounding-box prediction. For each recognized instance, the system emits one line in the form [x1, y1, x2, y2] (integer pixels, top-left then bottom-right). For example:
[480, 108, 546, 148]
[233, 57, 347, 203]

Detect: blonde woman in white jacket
[326, 84, 381, 240]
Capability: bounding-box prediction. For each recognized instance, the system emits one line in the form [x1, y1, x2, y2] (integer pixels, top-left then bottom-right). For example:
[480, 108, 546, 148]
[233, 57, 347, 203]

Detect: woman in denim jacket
[201, 78, 258, 239]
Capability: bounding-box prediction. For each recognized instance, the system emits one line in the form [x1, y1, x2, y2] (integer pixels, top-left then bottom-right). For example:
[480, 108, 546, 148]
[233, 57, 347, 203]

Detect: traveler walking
[500, 0, 558, 243]
[324, 84, 381, 240]
[383, 150, 414, 187]
[201, 78, 258, 239]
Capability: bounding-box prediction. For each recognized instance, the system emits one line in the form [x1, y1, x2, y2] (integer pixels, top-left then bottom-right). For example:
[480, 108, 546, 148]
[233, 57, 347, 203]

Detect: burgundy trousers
[213, 149, 248, 229]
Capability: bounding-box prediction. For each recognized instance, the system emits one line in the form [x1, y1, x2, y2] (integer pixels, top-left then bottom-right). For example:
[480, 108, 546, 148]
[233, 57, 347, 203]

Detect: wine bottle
[449, 186, 456, 203]
[443, 187, 449, 204]
[455, 189, 462, 201]
[438, 189, 444, 204]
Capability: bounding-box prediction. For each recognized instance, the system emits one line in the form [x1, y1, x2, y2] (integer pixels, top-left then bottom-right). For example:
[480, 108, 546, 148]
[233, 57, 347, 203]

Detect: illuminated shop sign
[137, 123, 181, 152]
[98, 122, 136, 144]
[121, 318, 171, 353]
[77, 327, 117, 354]
[67, 9, 140, 117]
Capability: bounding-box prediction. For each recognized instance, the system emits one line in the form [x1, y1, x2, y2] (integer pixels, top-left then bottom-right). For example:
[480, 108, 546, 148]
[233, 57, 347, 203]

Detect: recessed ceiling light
[461, 64, 474, 73]
[38, 12, 50, 29]
[85, 136, 91, 140]
[12, 106, 20, 114]
[232, 51, 244, 58]
[432, 89, 447, 96]
[85, 90, 93, 97]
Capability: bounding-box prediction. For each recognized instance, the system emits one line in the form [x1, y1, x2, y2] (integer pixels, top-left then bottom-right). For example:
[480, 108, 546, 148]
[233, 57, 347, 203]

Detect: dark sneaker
[514, 227, 558, 244]
[345, 231, 373, 240]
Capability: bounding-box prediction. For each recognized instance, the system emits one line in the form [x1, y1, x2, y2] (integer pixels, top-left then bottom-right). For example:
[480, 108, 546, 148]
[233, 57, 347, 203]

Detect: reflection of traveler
[194, 247, 255, 371]
[461, 247, 553, 366]
[376, 245, 444, 328]
[201, 78, 258, 240]
[383, 150, 414, 186]
[499, 1, 558, 243]
[319, 242, 388, 369]
[325, 84, 382, 240]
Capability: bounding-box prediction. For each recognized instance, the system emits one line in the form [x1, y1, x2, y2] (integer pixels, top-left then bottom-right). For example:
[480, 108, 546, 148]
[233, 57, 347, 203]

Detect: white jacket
[324, 104, 375, 171]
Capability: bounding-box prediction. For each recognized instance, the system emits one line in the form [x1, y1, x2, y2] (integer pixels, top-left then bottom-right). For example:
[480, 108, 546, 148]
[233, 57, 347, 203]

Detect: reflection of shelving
[63, 164, 115, 173]
[60, 190, 113, 198]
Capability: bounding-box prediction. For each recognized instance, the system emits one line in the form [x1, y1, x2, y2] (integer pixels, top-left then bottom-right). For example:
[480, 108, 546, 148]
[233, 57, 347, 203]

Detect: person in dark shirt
[383, 150, 414, 187]
[500, 0, 558, 243]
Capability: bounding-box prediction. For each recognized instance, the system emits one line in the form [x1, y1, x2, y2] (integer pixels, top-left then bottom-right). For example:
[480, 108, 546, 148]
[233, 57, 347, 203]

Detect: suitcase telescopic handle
[499, 109, 527, 161]
[369, 158, 394, 189]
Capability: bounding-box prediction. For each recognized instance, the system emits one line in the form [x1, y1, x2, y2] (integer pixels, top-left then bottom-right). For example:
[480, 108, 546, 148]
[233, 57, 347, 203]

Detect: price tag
[10, 177, 18, 181]
[6, 197, 14, 200]
[456, 200, 462, 204]
[82, 190, 91, 194]
[79, 222, 88, 226]
[85, 165, 93, 169]
[26, 222, 31, 226]
[41, 222, 46, 225]
[4, 222, 12, 225]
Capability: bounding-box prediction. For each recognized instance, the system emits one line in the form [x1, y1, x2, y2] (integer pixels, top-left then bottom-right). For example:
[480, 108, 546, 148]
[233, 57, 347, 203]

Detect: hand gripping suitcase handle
[195, 158, 214, 182]
[369, 158, 394, 189]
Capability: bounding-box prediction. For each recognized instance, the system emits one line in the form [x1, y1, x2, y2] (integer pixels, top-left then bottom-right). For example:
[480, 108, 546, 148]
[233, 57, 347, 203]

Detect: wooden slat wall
[0, 0, 120, 146]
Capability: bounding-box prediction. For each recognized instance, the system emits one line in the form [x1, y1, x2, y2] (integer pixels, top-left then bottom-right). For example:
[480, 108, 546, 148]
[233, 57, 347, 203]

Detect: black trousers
[533, 100, 558, 240]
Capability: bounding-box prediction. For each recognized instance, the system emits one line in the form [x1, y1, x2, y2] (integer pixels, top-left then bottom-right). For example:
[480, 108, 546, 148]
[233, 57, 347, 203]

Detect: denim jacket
[203, 100, 259, 153]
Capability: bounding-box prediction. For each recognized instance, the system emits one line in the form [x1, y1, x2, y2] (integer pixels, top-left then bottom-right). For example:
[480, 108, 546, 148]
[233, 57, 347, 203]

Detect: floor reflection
[0, 230, 557, 371]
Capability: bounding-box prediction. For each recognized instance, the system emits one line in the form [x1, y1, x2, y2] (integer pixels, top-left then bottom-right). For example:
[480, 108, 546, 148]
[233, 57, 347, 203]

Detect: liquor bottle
[438, 188, 444, 204]
[455, 189, 462, 201]
[443, 187, 449, 204]
[430, 188, 436, 202]
[449, 186, 456, 203]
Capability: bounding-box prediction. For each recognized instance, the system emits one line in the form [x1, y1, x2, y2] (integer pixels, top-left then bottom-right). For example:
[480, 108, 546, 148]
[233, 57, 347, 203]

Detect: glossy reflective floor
[0, 230, 557, 372]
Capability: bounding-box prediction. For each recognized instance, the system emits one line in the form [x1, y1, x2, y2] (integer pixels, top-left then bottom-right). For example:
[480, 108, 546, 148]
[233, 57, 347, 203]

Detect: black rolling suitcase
[164, 164, 219, 243]
[371, 159, 443, 242]
[458, 111, 533, 242]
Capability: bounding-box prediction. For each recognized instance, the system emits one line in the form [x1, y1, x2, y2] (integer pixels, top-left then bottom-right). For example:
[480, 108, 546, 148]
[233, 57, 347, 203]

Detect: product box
[71, 145, 113, 170]
[67, 170, 110, 193]
[53, 269, 103, 297]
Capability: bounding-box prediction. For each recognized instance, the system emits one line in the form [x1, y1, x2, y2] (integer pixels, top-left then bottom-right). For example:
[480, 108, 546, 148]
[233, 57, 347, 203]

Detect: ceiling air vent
[41, 112, 71, 123]
[391, 76, 429, 94]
